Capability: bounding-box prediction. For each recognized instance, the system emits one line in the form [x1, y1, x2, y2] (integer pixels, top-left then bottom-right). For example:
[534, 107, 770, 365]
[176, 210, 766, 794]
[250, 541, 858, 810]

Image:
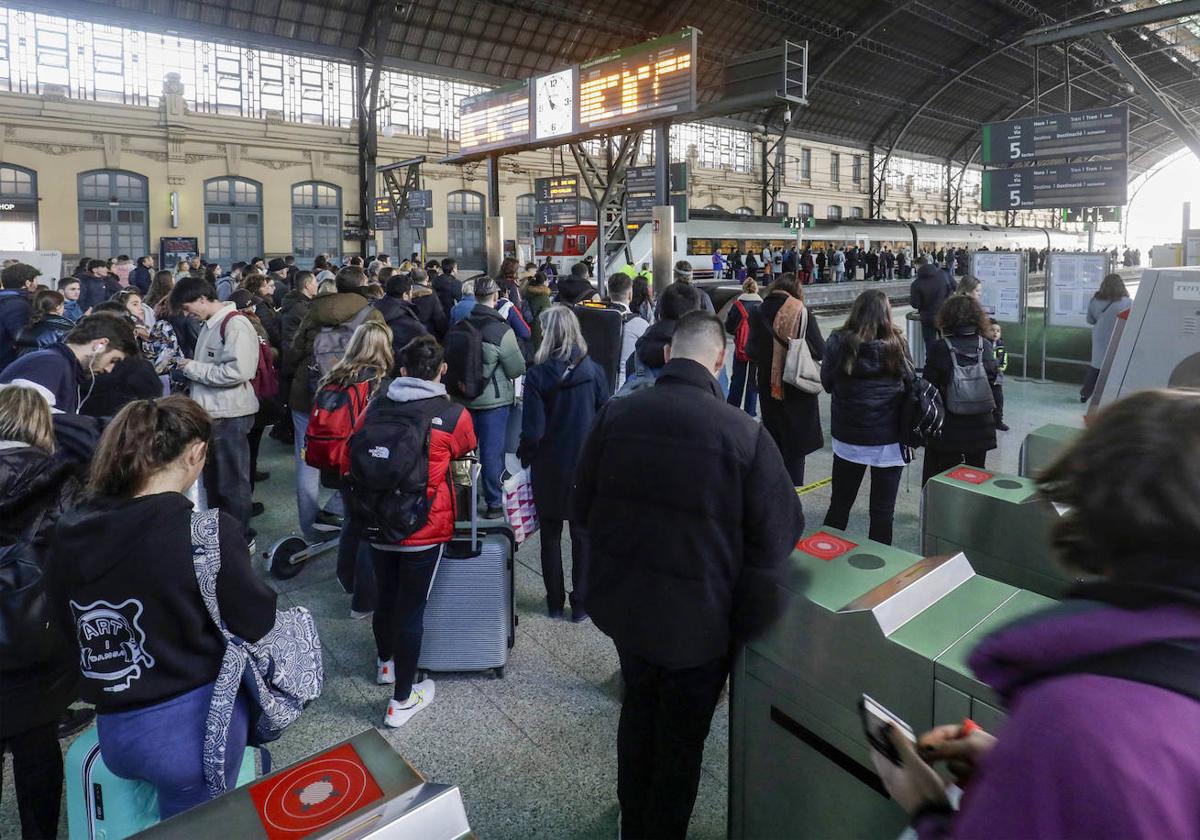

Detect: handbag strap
[190, 509, 229, 635]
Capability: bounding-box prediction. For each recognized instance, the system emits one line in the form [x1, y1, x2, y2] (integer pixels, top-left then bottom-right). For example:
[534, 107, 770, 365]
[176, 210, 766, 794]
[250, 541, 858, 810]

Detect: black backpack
[444, 317, 486, 400]
[345, 399, 438, 544]
[898, 364, 945, 457]
[0, 527, 56, 671]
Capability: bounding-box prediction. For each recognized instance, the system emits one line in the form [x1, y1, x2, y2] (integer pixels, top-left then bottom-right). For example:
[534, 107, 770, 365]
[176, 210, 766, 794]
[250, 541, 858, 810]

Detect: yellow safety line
[795, 476, 832, 495]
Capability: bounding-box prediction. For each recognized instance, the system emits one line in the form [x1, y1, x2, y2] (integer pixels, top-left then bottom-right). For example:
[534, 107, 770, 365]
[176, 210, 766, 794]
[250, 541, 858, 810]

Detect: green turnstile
[1019, 423, 1080, 478]
[921, 465, 1081, 598]
[729, 529, 1052, 840]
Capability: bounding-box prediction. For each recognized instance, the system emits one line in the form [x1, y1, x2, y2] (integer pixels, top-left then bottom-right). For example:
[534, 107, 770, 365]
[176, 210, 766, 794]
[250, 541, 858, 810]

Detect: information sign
[372, 195, 394, 231]
[1046, 252, 1110, 328]
[625, 163, 687, 223]
[970, 251, 1026, 324]
[160, 236, 199, 268]
[981, 161, 1127, 211]
[406, 189, 432, 211]
[458, 82, 531, 156]
[535, 176, 582, 226]
[578, 29, 697, 133]
[981, 106, 1128, 165]
[0, 250, 62, 286]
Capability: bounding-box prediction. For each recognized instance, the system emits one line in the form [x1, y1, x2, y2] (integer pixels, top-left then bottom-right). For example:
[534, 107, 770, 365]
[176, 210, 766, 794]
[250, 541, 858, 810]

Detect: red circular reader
[946, 467, 994, 485]
[796, 531, 859, 561]
[249, 742, 384, 839]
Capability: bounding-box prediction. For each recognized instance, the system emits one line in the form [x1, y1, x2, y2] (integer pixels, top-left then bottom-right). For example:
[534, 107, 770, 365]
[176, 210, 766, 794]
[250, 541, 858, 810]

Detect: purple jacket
[918, 599, 1200, 839]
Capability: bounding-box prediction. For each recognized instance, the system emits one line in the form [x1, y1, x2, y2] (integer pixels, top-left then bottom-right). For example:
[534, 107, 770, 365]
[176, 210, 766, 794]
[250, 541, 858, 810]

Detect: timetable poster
[971, 251, 1025, 324]
[1047, 252, 1109, 328]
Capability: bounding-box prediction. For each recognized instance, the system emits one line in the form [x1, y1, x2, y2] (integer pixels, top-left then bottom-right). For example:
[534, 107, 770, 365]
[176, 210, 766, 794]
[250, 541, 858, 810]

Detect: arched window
[849, 207, 864, 219]
[771, 200, 788, 216]
[797, 202, 814, 218]
[205, 177, 263, 265]
[78, 170, 148, 258]
[703, 204, 726, 212]
[827, 205, 843, 220]
[447, 190, 485, 270]
[292, 182, 342, 261]
[0, 164, 38, 251]
[735, 206, 754, 216]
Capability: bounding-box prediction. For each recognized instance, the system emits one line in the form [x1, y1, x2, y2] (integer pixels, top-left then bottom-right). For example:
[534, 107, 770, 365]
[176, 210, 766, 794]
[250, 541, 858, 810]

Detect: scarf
[769, 293, 804, 399]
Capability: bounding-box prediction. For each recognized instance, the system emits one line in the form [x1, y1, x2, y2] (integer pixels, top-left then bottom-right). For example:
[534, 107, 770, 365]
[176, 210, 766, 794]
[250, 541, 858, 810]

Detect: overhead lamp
[1170, 54, 1179, 62]
[1139, 31, 1149, 41]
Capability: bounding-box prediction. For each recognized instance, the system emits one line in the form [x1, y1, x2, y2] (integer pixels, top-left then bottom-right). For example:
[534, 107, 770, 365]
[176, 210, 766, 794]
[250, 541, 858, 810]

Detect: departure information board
[578, 29, 697, 132]
[459, 82, 531, 155]
[981, 106, 1129, 164]
[449, 29, 698, 162]
[535, 176, 582, 225]
[981, 161, 1127, 211]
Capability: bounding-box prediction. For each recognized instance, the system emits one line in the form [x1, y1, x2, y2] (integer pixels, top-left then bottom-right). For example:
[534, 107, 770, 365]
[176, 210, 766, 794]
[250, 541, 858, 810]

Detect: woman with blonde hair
[518, 305, 610, 620]
[311, 320, 396, 617]
[0, 383, 84, 839]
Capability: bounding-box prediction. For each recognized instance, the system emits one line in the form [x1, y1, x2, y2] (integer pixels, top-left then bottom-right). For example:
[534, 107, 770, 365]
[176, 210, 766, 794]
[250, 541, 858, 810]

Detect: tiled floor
[0, 308, 1092, 838]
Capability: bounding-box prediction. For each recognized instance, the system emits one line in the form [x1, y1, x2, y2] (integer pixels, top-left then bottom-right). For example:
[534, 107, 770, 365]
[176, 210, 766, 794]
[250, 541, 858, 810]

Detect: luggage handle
[470, 461, 480, 551]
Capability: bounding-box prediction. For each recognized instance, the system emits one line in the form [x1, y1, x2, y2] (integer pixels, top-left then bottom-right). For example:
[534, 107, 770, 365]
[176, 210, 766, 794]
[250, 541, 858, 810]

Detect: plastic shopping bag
[501, 466, 540, 544]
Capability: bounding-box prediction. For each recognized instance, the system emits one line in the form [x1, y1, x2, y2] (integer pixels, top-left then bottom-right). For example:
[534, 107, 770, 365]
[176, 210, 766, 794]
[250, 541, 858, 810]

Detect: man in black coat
[909, 257, 956, 349]
[433, 257, 463, 319]
[572, 311, 804, 840]
[375, 273, 429, 359]
[408, 268, 447, 342]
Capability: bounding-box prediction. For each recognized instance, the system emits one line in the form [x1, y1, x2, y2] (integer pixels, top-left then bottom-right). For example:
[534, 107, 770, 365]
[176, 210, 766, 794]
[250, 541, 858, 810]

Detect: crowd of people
[0, 242, 1185, 840]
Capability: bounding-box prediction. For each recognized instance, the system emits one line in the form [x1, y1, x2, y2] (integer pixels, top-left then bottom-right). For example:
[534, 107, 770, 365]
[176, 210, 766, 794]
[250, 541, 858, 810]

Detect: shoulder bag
[781, 305, 823, 394]
[190, 510, 324, 797]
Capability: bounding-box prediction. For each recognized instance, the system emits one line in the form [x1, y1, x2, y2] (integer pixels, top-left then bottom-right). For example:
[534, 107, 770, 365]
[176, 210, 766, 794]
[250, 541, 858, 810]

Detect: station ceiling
[38, 0, 1200, 175]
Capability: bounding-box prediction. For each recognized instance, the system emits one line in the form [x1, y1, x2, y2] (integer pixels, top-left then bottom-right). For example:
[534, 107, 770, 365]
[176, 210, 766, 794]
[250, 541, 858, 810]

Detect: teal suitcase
[65, 726, 260, 839]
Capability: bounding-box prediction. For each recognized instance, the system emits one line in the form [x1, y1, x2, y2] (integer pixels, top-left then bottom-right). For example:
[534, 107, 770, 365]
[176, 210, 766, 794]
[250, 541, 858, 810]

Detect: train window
[688, 238, 714, 255]
[743, 239, 765, 254]
[768, 239, 789, 252]
[719, 239, 738, 253]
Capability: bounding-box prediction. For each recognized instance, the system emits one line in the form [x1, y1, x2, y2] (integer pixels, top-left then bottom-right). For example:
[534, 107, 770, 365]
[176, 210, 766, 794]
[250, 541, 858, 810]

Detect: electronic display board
[981, 106, 1128, 165]
[981, 161, 1127, 211]
[458, 82, 531, 155]
[535, 176, 582, 226]
[578, 29, 697, 133]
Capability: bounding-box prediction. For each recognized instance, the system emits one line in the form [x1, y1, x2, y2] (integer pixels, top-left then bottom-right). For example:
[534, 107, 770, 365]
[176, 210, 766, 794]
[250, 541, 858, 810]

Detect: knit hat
[267, 258, 287, 273]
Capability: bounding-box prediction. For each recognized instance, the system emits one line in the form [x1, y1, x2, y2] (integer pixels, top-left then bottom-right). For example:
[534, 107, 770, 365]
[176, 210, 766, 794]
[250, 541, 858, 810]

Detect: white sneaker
[376, 658, 395, 685]
[382, 680, 435, 728]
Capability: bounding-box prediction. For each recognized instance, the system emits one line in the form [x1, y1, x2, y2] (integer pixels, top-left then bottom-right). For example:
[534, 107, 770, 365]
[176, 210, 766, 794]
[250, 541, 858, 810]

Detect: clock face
[535, 69, 575, 140]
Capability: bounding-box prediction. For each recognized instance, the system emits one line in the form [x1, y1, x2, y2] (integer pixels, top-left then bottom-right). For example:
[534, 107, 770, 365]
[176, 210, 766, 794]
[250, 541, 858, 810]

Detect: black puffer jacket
[909, 263, 956, 328]
[924, 326, 999, 454]
[373, 296, 429, 362]
[821, 332, 906, 446]
[572, 358, 805, 669]
[0, 443, 81, 738]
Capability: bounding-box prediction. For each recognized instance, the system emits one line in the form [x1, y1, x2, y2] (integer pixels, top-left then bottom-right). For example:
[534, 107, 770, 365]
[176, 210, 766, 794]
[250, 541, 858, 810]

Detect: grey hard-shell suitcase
[417, 463, 517, 679]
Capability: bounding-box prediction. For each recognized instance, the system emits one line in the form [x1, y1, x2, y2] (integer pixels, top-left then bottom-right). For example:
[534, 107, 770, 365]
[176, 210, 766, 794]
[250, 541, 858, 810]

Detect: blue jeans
[292, 409, 343, 543]
[97, 681, 250, 820]
[203, 415, 254, 542]
[471, 405, 510, 509]
[728, 358, 758, 417]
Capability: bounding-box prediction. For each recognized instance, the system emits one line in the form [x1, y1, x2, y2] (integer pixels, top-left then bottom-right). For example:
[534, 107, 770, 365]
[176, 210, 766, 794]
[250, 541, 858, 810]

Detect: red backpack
[304, 379, 373, 478]
[733, 300, 752, 363]
[219, 311, 278, 401]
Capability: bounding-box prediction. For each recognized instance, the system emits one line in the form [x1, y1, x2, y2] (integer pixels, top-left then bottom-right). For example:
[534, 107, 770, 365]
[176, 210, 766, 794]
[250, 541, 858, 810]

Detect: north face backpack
[304, 378, 373, 478]
[219, 312, 278, 401]
[345, 399, 437, 544]
[943, 337, 996, 415]
[443, 317, 486, 400]
[311, 305, 373, 381]
[899, 373, 945, 452]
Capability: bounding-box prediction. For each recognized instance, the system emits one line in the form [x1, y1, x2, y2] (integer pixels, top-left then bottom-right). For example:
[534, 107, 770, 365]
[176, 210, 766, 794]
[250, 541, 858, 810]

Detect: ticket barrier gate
[1018, 423, 1080, 478]
[921, 465, 1080, 598]
[139, 730, 472, 839]
[729, 529, 1052, 840]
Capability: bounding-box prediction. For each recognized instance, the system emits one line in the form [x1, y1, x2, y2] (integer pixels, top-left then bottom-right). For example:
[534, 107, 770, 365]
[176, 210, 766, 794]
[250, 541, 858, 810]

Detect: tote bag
[502, 467, 540, 544]
[782, 305, 823, 394]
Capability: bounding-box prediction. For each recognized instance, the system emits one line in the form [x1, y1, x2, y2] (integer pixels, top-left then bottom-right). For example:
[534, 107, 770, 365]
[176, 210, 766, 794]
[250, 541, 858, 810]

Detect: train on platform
[535, 210, 1091, 279]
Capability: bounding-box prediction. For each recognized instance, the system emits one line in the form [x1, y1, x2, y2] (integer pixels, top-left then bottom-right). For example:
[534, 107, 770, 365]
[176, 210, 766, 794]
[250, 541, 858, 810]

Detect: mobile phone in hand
[860, 694, 916, 766]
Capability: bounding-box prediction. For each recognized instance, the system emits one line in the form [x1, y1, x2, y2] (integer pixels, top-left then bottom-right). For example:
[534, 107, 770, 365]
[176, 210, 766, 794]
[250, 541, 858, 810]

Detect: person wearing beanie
[266, 258, 290, 307]
[655, 260, 715, 318]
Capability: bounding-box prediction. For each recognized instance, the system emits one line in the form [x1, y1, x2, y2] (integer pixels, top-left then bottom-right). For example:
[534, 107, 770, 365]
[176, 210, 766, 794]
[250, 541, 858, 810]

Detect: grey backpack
[312, 305, 373, 379]
[943, 337, 995, 415]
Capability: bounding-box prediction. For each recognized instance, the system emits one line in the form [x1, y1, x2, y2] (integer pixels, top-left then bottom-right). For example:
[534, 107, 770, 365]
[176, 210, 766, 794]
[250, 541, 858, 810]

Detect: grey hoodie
[387, 377, 447, 404]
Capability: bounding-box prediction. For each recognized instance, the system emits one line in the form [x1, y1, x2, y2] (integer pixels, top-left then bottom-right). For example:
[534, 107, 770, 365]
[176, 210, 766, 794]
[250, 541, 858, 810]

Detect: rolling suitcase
[573, 302, 624, 392]
[418, 463, 517, 679]
[65, 725, 261, 840]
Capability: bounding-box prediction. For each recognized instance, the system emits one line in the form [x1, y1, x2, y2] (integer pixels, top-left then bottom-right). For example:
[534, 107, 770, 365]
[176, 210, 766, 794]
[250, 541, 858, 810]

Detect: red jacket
[380, 378, 477, 547]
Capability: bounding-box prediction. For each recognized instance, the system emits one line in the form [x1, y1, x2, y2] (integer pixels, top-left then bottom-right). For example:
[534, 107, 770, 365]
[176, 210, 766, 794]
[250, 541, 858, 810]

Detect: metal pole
[1033, 47, 1040, 116]
[653, 120, 673, 297]
[1063, 43, 1071, 112]
[760, 137, 770, 215]
[485, 154, 503, 278]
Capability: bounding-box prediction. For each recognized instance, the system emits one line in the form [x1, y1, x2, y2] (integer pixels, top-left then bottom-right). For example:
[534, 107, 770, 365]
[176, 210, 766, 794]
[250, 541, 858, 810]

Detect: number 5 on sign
[1009, 189, 1021, 208]
[1009, 140, 1021, 159]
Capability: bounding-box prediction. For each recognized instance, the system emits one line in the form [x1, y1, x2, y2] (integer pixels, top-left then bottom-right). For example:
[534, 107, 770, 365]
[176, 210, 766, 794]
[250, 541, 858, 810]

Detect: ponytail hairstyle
[88, 396, 211, 498]
[30, 288, 65, 324]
